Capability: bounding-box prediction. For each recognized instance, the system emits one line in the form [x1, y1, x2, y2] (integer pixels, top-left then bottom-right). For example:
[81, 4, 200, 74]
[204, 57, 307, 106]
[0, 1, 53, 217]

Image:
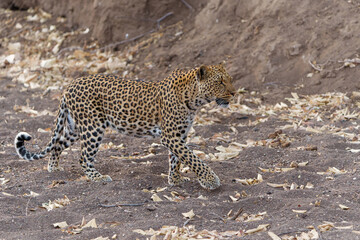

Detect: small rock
[313, 79, 321, 85]
[8, 42, 21, 52]
[97, 67, 106, 73]
[4, 54, 15, 64]
[320, 70, 336, 78]
[288, 42, 302, 56]
[146, 205, 156, 211]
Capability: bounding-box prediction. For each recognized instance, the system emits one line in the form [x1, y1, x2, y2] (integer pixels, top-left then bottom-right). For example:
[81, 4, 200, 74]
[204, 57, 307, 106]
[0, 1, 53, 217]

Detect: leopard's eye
[219, 78, 225, 86]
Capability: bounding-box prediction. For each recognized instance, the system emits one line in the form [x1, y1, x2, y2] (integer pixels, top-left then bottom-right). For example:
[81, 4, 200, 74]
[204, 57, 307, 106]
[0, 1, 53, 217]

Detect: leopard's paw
[198, 171, 221, 190]
[93, 174, 113, 182]
[47, 165, 64, 172]
[168, 175, 190, 186]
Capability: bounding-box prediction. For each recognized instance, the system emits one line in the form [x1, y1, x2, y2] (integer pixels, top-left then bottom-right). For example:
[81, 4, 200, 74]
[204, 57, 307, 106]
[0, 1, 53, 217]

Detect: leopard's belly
[107, 118, 161, 138]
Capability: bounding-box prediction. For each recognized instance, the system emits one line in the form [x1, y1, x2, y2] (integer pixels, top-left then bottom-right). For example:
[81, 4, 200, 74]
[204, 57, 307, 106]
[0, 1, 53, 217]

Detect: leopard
[14, 62, 236, 190]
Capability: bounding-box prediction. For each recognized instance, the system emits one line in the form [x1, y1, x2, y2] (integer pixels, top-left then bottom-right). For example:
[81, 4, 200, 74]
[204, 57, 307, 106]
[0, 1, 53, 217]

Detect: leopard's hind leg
[47, 107, 79, 172]
[168, 152, 189, 186]
[78, 120, 112, 182]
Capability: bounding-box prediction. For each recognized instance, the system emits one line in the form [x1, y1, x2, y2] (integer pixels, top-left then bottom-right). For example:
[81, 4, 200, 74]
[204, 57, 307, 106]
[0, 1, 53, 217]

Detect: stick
[210, 212, 226, 222]
[2, 27, 30, 39]
[156, 12, 173, 29]
[308, 60, 322, 72]
[97, 11, 173, 52]
[25, 196, 32, 216]
[229, 208, 243, 220]
[99, 202, 145, 208]
[183, 218, 192, 235]
[183, 218, 191, 227]
[56, 46, 83, 56]
[316, 227, 324, 240]
[97, 32, 148, 52]
[180, 0, 195, 11]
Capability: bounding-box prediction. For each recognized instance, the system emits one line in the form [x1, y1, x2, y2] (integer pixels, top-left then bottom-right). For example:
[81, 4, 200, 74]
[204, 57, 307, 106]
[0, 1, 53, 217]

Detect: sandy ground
[1, 1, 360, 239]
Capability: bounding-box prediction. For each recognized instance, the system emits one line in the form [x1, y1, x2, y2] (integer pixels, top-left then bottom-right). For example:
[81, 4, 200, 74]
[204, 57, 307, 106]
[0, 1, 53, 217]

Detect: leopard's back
[64, 74, 162, 138]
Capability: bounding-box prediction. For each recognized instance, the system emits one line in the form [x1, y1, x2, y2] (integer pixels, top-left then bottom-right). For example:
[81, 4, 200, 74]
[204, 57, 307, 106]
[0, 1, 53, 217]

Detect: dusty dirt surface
[1, 1, 360, 239]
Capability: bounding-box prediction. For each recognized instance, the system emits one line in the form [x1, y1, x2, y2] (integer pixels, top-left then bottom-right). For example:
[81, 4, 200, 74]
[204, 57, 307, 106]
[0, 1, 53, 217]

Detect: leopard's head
[196, 62, 236, 107]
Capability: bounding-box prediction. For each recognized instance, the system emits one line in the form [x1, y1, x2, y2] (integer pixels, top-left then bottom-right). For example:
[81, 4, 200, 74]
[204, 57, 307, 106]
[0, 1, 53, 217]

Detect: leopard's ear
[219, 60, 226, 68]
[197, 65, 208, 81]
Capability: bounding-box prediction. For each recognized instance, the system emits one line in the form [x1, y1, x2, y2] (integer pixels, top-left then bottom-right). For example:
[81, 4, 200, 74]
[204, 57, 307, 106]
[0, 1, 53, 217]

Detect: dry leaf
[91, 237, 109, 240]
[259, 167, 295, 173]
[236, 212, 267, 222]
[234, 174, 263, 185]
[53, 221, 68, 229]
[193, 150, 208, 160]
[132, 229, 149, 235]
[229, 195, 239, 202]
[297, 229, 319, 239]
[318, 222, 334, 232]
[41, 195, 70, 211]
[151, 193, 163, 202]
[82, 218, 97, 229]
[290, 182, 298, 190]
[292, 209, 307, 214]
[24, 191, 40, 197]
[335, 225, 353, 230]
[305, 182, 314, 189]
[245, 224, 269, 234]
[214, 152, 240, 161]
[0, 178, 10, 185]
[182, 209, 195, 219]
[339, 204, 349, 210]
[317, 167, 347, 175]
[189, 136, 206, 145]
[268, 231, 281, 240]
[2, 192, 14, 197]
[298, 161, 309, 167]
[346, 147, 360, 153]
[197, 195, 208, 200]
[267, 182, 289, 189]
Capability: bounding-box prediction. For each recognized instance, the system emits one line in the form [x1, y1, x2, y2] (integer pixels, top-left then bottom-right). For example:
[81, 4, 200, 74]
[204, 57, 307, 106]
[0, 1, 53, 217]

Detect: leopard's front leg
[162, 137, 220, 190]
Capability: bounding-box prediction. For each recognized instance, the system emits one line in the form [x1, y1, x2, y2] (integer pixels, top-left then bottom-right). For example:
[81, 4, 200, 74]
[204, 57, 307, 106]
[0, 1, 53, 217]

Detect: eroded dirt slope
[1, 1, 360, 239]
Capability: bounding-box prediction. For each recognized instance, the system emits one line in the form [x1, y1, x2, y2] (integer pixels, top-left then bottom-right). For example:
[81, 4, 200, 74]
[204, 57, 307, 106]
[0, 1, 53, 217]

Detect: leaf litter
[53, 217, 97, 235]
[41, 195, 70, 211]
[2, 7, 360, 240]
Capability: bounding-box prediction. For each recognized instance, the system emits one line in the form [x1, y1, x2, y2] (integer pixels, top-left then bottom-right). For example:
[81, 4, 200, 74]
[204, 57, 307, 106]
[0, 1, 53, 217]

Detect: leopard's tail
[14, 98, 68, 161]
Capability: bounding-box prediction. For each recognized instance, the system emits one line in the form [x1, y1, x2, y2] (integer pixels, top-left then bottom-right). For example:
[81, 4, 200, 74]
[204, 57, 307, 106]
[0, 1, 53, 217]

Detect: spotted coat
[15, 63, 236, 190]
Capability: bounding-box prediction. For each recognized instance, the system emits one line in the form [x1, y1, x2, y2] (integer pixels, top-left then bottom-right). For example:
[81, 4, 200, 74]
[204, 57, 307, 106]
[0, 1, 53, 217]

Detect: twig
[308, 60, 322, 72]
[99, 202, 145, 208]
[156, 12, 173, 29]
[229, 208, 243, 220]
[97, 32, 149, 52]
[335, 65, 345, 71]
[183, 218, 191, 227]
[25, 196, 32, 216]
[338, 58, 360, 64]
[278, 228, 312, 236]
[97, 11, 173, 52]
[210, 212, 226, 222]
[2, 27, 30, 39]
[183, 218, 192, 235]
[56, 46, 83, 56]
[335, 58, 360, 71]
[316, 227, 324, 240]
[180, 0, 195, 11]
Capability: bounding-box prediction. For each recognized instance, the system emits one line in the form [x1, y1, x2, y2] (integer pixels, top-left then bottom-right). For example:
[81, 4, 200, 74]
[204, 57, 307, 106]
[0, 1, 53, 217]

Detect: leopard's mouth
[216, 98, 230, 107]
